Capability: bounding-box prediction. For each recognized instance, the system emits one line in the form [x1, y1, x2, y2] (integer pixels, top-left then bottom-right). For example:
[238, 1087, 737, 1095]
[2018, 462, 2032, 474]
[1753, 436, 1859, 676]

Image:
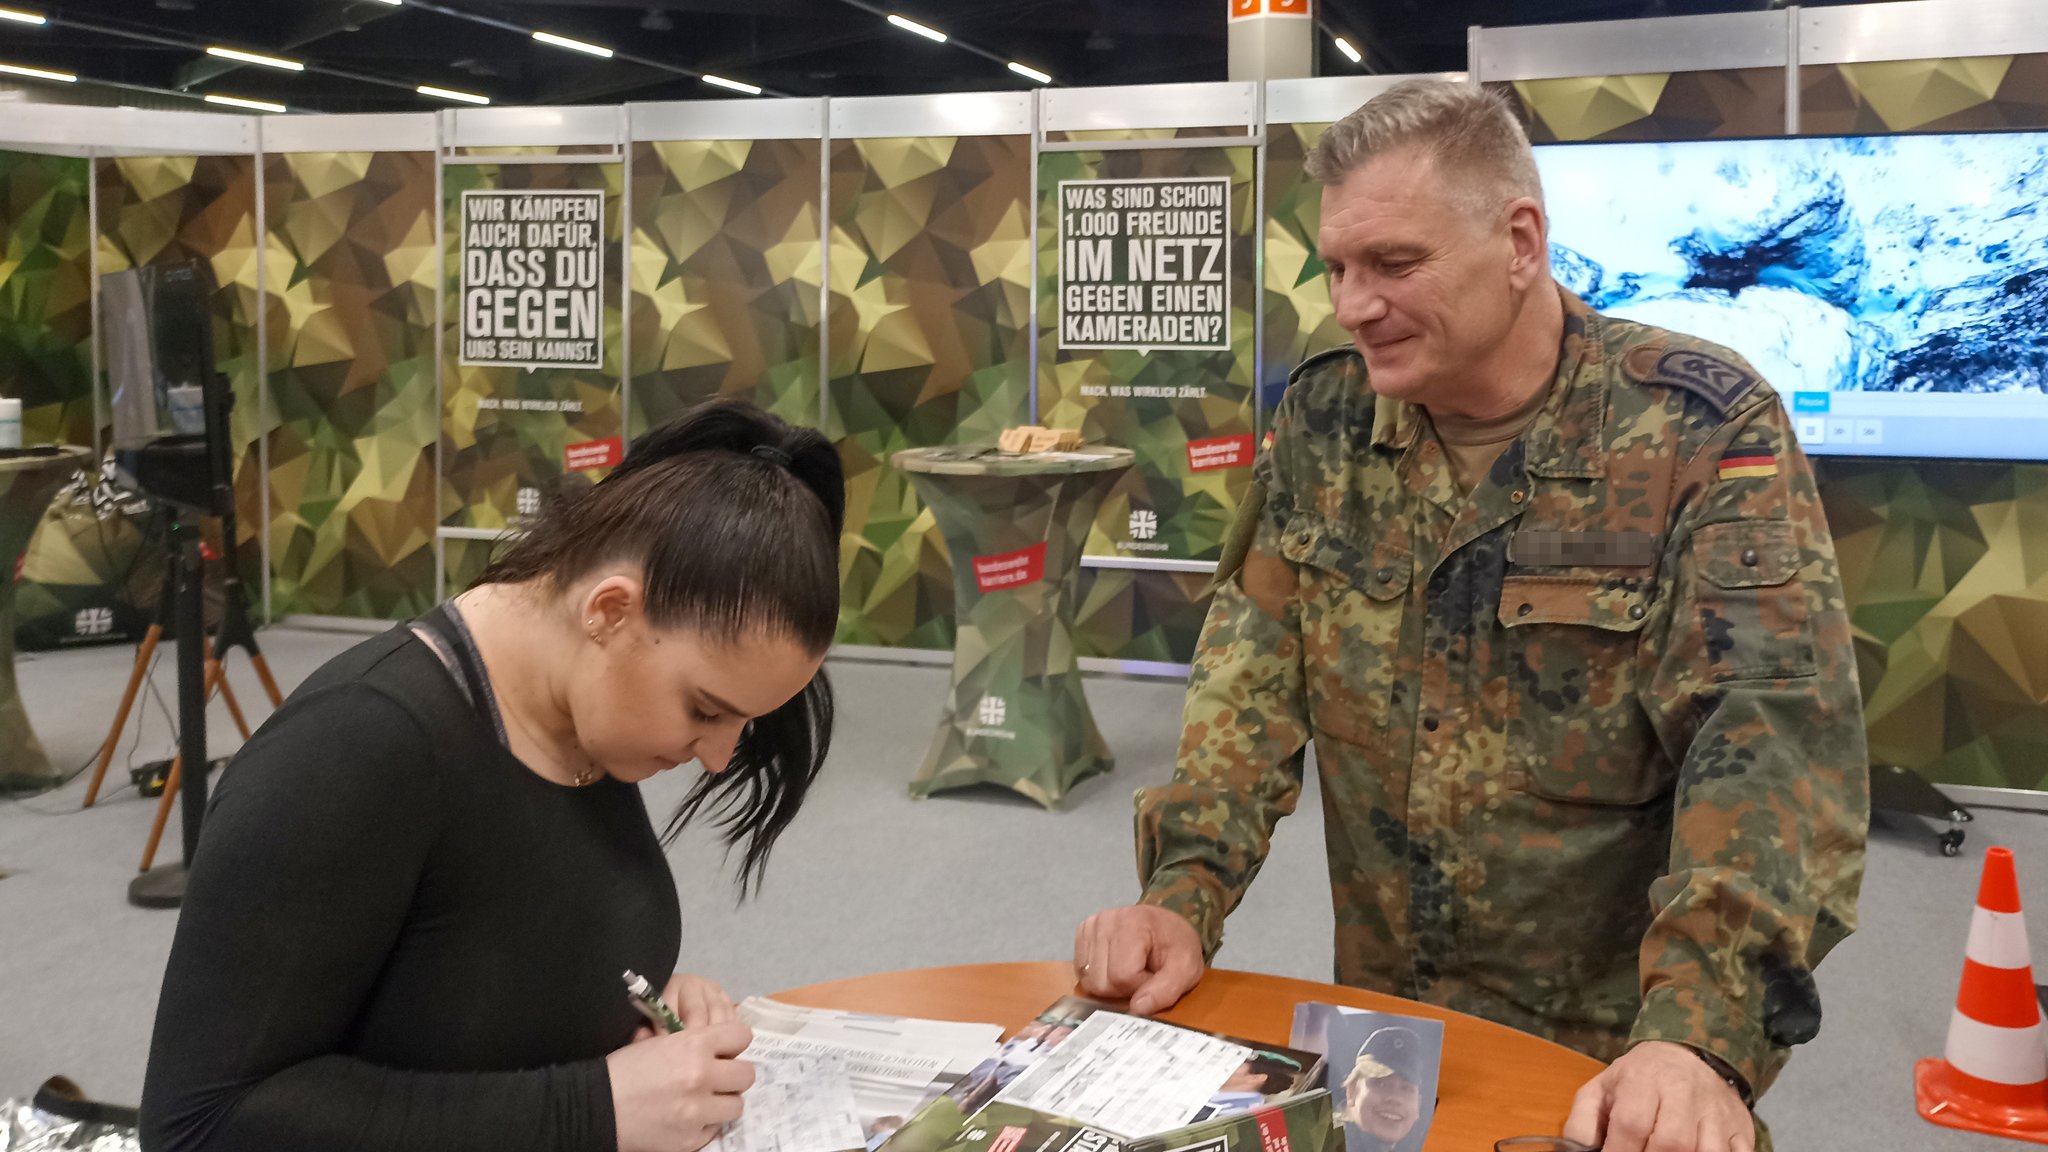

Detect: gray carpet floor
[2, 626, 2041, 1149]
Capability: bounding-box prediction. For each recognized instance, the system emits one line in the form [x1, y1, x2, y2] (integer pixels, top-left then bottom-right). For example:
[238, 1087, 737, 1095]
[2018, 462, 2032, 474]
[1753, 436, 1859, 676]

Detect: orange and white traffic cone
[1917, 846, 2048, 1142]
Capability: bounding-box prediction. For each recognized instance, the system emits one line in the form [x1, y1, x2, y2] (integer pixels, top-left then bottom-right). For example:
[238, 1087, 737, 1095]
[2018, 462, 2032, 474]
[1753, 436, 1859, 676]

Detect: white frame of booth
[5, 0, 2048, 688]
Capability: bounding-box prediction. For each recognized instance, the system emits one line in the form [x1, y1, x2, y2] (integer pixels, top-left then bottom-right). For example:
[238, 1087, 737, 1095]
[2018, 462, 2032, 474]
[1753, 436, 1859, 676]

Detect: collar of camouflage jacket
[1369, 287, 1609, 483]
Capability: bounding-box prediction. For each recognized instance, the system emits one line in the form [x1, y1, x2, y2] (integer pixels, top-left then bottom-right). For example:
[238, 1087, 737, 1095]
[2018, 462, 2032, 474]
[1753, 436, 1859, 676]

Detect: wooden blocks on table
[997, 426, 1085, 453]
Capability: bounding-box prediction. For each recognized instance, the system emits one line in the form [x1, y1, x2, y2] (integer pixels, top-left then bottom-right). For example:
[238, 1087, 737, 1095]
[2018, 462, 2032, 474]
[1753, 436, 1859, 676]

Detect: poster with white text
[1038, 150, 1255, 565]
[460, 189, 605, 369]
[1057, 177, 1231, 353]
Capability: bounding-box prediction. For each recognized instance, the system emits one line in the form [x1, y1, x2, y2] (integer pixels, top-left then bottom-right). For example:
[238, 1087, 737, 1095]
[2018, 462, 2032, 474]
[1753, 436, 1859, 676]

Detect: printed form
[991, 1012, 1250, 1137]
[710, 1053, 863, 1152]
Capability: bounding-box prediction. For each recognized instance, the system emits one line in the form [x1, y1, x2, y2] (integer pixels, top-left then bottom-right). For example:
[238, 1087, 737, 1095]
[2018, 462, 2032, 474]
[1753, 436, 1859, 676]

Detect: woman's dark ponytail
[475, 396, 844, 894]
[610, 397, 845, 540]
[780, 436, 846, 541]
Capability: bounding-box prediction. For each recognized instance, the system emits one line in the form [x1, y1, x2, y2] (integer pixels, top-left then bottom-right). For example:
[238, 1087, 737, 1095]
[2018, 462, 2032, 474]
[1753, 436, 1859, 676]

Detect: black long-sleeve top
[140, 623, 682, 1152]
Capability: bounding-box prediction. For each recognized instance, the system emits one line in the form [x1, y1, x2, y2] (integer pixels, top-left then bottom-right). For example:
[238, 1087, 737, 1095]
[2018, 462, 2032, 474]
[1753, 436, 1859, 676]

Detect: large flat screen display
[1535, 132, 2048, 460]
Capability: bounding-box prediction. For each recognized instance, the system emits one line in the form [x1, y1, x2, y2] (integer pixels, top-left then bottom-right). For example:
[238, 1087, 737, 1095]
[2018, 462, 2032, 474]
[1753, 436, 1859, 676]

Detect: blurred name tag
[1508, 529, 1658, 568]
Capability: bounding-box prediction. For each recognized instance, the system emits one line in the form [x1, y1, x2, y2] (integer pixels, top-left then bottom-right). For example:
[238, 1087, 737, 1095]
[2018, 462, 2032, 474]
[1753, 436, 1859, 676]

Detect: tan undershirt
[1428, 379, 1553, 494]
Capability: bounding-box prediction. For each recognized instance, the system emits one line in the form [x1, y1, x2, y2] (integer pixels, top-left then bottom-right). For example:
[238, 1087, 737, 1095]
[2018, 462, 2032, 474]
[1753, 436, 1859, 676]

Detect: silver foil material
[1, 1098, 140, 1152]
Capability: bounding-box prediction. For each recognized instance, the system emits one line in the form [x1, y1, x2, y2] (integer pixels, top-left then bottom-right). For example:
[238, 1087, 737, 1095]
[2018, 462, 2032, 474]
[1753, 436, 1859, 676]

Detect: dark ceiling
[0, 0, 1883, 114]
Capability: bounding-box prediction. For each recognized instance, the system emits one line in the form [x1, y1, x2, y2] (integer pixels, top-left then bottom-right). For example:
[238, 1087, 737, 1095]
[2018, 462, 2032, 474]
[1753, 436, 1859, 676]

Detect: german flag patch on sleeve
[1717, 445, 1779, 481]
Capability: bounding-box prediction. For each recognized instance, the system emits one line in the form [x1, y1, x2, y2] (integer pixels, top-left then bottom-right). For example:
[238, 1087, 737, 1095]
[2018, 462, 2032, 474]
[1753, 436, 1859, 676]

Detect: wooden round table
[776, 961, 1602, 1152]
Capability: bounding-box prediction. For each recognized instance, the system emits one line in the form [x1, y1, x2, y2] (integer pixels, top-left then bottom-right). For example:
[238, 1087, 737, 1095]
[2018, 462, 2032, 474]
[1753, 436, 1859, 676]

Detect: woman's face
[567, 579, 824, 782]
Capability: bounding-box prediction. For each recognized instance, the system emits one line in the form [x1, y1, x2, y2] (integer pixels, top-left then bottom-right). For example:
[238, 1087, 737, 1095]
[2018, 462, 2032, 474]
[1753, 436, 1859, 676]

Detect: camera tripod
[77, 500, 280, 903]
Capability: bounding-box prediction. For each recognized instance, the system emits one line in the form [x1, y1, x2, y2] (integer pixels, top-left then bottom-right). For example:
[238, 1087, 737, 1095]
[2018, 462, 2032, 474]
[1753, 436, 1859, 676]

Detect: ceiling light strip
[532, 30, 614, 58]
[374, 0, 795, 100]
[0, 61, 72, 82]
[205, 93, 287, 113]
[417, 83, 489, 105]
[701, 74, 763, 95]
[887, 14, 947, 43]
[206, 45, 305, 72]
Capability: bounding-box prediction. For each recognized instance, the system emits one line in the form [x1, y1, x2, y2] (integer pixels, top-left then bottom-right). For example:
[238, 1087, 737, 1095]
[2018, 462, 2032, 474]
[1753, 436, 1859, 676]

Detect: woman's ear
[581, 572, 646, 644]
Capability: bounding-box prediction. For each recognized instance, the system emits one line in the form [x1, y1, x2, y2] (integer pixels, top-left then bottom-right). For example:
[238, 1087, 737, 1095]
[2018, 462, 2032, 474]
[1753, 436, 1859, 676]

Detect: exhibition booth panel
[436, 106, 629, 599]
[1037, 81, 1259, 676]
[262, 113, 440, 624]
[0, 111, 266, 646]
[823, 93, 1035, 654]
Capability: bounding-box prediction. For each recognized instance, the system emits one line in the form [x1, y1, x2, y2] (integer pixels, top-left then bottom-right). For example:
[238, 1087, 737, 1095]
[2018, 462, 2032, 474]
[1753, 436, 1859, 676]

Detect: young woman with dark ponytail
[141, 398, 845, 1152]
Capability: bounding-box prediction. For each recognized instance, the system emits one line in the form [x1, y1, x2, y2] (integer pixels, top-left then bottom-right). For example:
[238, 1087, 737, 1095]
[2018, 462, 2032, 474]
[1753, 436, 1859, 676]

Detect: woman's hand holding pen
[632, 974, 739, 1040]
[609, 1020, 756, 1152]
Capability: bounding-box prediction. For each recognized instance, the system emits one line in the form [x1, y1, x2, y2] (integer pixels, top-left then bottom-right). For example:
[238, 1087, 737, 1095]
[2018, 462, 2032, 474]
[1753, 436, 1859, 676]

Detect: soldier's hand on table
[609, 1020, 755, 1152]
[1563, 1041, 1751, 1152]
[1073, 904, 1205, 1015]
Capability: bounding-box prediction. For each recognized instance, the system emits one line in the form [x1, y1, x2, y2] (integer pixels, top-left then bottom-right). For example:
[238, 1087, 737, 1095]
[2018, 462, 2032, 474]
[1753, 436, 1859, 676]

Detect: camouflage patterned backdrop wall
[0, 151, 92, 452]
[1489, 67, 1787, 142]
[629, 137, 823, 434]
[1800, 51, 2048, 134]
[96, 153, 264, 588]
[826, 133, 1032, 650]
[262, 149, 438, 619]
[1264, 122, 1347, 406]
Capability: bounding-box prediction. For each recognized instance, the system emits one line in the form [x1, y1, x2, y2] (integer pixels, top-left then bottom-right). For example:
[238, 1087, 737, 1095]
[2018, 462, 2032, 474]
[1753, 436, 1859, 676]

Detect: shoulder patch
[1288, 345, 1361, 388]
[1622, 344, 1759, 416]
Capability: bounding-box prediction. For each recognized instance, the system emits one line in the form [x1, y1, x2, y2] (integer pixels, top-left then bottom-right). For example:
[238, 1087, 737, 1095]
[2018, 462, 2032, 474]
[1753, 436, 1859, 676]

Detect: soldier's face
[1317, 149, 1543, 412]
[1355, 1072, 1420, 1144]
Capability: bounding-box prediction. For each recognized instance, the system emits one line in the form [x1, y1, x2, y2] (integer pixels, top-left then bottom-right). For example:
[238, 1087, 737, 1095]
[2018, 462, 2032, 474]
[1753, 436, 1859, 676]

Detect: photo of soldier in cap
[1338, 1027, 1429, 1152]
[1292, 1005, 1441, 1152]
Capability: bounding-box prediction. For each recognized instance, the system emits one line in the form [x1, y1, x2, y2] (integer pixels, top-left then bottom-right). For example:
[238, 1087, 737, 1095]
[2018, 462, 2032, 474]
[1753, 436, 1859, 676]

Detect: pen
[623, 969, 687, 1034]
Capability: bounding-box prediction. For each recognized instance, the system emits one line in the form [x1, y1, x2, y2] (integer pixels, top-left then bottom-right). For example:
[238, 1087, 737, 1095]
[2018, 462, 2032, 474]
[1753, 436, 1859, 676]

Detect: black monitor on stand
[103, 260, 232, 908]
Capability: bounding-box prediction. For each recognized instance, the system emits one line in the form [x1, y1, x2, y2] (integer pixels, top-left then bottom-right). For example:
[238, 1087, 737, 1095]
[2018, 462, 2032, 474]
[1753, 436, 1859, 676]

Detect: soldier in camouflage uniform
[1073, 81, 1867, 1152]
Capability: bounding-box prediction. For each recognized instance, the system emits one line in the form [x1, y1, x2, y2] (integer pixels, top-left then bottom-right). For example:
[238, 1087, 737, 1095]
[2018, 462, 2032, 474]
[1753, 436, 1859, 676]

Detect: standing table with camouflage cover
[893, 446, 1134, 808]
[0, 446, 92, 793]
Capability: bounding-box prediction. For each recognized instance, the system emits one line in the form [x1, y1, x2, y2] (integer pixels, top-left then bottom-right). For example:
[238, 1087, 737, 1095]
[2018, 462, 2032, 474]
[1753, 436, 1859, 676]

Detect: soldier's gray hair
[1305, 79, 1543, 218]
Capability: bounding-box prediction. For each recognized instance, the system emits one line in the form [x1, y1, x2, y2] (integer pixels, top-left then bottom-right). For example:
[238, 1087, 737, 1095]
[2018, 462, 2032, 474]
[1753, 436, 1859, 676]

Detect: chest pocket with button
[1497, 574, 1669, 805]
[1282, 515, 1410, 753]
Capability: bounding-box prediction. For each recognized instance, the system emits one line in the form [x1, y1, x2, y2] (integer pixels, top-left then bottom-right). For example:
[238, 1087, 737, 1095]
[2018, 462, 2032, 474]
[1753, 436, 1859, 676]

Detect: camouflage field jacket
[1135, 292, 1869, 1099]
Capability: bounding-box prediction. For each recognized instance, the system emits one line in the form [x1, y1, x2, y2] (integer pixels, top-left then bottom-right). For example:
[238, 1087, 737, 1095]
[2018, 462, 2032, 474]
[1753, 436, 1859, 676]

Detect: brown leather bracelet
[1691, 1047, 1754, 1108]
